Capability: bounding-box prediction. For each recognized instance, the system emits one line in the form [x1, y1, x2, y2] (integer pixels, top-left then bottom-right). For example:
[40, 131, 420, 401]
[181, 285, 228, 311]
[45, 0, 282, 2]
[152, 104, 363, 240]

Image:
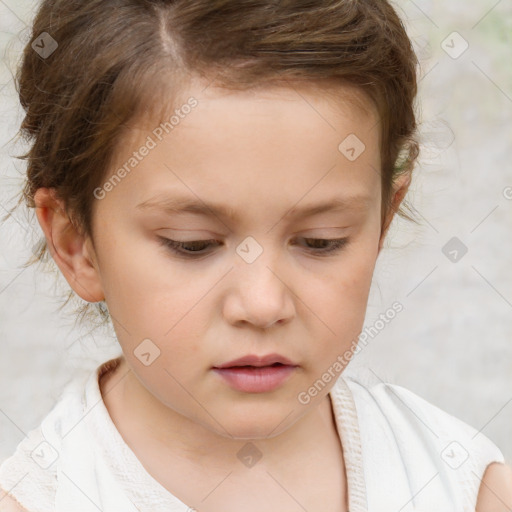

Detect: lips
[212, 353, 298, 393]
[213, 353, 297, 369]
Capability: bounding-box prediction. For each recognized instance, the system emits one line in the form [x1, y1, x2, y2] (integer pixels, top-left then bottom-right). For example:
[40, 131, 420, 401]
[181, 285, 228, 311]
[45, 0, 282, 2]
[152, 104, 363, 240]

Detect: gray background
[1, 0, 511, 465]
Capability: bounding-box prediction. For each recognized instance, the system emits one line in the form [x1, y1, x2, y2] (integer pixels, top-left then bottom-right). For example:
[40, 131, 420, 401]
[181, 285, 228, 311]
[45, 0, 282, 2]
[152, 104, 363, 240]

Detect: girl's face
[54, 79, 400, 439]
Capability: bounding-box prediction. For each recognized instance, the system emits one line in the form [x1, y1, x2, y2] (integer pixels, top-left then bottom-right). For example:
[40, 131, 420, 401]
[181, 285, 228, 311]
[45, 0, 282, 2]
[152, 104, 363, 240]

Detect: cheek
[304, 238, 378, 355]
[94, 236, 210, 375]
[316, 235, 377, 301]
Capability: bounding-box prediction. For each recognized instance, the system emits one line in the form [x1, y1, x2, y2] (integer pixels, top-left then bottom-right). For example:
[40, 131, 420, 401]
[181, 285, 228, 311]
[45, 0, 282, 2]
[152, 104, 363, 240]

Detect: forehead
[135, 71, 378, 122]
[104, 78, 382, 220]
[128, 75, 379, 147]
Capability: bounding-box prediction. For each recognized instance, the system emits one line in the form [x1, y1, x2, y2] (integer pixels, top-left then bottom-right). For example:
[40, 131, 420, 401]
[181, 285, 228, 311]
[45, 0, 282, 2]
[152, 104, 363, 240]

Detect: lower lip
[212, 365, 297, 393]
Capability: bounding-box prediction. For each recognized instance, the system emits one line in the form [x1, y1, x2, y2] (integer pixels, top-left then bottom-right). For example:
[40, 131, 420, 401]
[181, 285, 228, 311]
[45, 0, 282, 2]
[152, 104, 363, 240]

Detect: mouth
[212, 362, 298, 393]
[222, 362, 288, 369]
[213, 353, 297, 369]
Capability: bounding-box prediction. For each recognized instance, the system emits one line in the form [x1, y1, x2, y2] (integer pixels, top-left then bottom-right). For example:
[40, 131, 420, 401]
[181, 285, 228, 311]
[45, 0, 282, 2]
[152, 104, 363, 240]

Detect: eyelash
[158, 236, 349, 258]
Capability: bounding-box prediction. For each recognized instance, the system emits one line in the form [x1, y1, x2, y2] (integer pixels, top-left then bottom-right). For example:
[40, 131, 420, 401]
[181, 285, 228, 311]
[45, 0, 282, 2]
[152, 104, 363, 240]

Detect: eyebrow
[136, 193, 371, 221]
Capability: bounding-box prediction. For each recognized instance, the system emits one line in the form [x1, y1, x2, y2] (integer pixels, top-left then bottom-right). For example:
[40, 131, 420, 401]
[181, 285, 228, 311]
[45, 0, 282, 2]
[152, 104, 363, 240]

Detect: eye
[158, 236, 349, 258]
[158, 237, 220, 257]
[293, 237, 349, 255]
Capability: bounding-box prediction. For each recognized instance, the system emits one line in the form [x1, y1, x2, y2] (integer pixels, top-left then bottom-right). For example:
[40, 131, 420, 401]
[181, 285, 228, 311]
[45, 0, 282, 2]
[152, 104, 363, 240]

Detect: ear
[378, 173, 412, 253]
[33, 187, 105, 303]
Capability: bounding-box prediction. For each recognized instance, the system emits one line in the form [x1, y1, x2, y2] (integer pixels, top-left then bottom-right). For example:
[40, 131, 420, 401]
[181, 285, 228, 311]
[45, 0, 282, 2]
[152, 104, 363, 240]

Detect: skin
[22, 77, 511, 510]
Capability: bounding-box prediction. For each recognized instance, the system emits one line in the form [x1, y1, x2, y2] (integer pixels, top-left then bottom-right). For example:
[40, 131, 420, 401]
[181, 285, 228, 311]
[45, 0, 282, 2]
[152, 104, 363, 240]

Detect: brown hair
[3, 0, 420, 330]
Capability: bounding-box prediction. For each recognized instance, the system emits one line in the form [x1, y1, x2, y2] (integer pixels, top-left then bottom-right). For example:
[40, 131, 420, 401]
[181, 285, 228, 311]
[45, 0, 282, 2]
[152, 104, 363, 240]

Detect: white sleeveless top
[0, 357, 505, 512]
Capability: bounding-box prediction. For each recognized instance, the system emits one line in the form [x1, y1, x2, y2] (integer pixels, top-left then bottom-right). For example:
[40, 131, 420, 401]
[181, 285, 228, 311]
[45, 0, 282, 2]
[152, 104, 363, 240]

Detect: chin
[207, 405, 302, 441]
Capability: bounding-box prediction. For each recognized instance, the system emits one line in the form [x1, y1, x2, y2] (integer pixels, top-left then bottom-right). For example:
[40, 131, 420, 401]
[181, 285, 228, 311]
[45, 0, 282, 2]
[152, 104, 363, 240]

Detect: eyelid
[157, 236, 350, 258]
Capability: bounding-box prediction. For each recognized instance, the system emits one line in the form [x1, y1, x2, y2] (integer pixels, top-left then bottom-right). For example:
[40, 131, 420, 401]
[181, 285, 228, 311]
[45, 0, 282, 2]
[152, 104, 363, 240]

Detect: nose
[222, 249, 295, 330]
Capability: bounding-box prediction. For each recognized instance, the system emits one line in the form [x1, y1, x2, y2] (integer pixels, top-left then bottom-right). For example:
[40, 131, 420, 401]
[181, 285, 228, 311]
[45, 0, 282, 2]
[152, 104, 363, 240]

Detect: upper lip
[213, 353, 297, 369]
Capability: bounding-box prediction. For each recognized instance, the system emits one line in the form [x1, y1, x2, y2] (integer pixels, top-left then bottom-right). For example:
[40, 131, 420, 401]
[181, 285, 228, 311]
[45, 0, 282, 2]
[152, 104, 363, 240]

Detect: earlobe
[33, 188, 105, 303]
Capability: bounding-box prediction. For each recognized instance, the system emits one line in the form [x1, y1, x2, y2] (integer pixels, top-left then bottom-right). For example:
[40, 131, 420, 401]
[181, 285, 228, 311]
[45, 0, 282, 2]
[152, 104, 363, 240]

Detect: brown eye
[158, 237, 220, 257]
[293, 237, 349, 255]
[158, 236, 350, 259]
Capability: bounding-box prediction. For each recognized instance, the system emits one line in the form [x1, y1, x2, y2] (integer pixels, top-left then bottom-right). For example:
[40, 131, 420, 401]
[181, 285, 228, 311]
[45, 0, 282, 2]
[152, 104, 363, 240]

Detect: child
[1, 0, 511, 511]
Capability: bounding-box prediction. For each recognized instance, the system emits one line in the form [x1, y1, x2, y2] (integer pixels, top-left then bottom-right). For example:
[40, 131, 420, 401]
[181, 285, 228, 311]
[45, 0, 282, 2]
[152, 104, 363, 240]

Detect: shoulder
[340, 371, 506, 460]
[476, 462, 512, 512]
[0, 489, 29, 512]
[0, 368, 96, 512]
[341, 369, 502, 451]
